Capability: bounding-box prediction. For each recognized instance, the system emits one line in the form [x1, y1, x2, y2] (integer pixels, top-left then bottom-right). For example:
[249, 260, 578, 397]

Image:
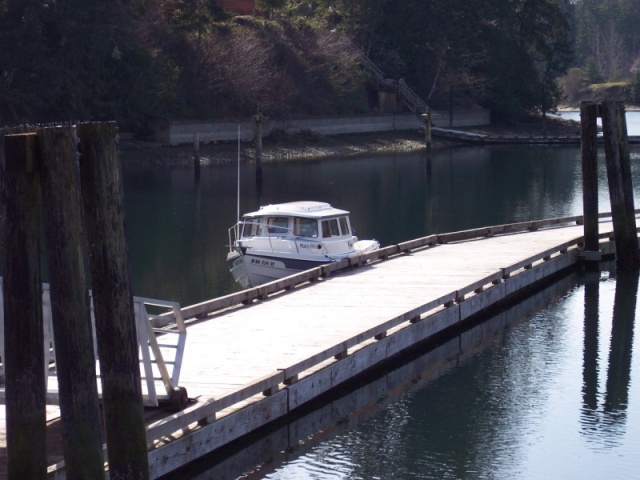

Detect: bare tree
[591, 22, 629, 80]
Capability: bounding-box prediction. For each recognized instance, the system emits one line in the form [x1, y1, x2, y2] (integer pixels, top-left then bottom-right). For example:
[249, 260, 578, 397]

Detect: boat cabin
[239, 202, 353, 241]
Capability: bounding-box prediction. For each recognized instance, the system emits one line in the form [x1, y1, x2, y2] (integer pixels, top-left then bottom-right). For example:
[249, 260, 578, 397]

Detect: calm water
[552, 109, 640, 134]
[123, 143, 640, 306]
[119, 117, 640, 480]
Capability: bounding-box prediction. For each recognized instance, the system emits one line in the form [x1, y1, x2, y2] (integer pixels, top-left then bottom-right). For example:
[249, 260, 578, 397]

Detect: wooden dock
[0, 214, 633, 479]
[432, 126, 640, 145]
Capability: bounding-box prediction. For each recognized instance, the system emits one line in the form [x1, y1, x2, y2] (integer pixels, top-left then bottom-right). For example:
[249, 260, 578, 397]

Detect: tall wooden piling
[193, 132, 201, 178]
[77, 122, 150, 479]
[580, 102, 600, 254]
[600, 101, 640, 270]
[37, 126, 105, 479]
[421, 113, 432, 150]
[253, 111, 268, 184]
[2, 133, 47, 479]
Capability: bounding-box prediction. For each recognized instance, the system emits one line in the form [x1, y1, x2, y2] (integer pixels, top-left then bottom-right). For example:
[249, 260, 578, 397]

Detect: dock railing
[187, 211, 620, 321]
[145, 211, 636, 453]
[0, 287, 187, 408]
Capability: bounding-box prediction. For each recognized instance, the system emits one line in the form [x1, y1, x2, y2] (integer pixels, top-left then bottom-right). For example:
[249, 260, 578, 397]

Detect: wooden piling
[600, 101, 640, 270]
[193, 132, 201, 177]
[37, 126, 105, 479]
[421, 113, 432, 150]
[76, 122, 150, 479]
[580, 102, 600, 255]
[253, 111, 268, 183]
[2, 133, 47, 479]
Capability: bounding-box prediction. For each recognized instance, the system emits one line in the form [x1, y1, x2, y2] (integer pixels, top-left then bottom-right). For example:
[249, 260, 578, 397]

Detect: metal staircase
[345, 38, 431, 115]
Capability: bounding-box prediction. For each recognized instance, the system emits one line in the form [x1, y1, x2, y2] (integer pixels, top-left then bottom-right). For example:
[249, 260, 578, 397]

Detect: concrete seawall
[154, 110, 490, 146]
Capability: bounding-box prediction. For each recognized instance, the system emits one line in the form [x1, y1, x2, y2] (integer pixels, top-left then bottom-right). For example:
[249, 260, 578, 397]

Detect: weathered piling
[193, 132, 201, 178]
[37, 126, 105, 478]
[421, 113, 432, 150]
[77, 122, 150, 479]
[580, 102, 600, 256]
[253, 111, 268, 183]
[2, 133, 47, 479]
[600, 101, 640, 270]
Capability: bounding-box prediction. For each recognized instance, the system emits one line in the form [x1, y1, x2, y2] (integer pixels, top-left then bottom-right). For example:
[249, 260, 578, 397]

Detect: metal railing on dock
[0, 286, 187, 408]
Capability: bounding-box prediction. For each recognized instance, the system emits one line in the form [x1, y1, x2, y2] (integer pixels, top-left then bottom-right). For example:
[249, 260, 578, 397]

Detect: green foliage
[172, 0, 227, 33]
[583, 58, 604, 84]
[0, 0, 576, 130]
[0, 0, 179, 134]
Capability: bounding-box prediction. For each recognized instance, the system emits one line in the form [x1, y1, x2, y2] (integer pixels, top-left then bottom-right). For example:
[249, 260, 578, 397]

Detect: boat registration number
[251, 259, 276, 267]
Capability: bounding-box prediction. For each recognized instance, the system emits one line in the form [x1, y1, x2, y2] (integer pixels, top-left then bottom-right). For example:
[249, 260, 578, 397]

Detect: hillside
[0, 2, 575, 136]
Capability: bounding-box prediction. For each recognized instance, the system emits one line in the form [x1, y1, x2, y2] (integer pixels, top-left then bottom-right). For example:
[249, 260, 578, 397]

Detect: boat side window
[294, 217, 318, 237]
[321, 218, 340, 237]
[267, 217, 289, 235]
[339, 217, 350, 235]
[242, 218, 262, 237]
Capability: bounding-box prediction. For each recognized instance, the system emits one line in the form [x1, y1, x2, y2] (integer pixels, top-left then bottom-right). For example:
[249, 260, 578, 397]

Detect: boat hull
[227, 250, 331, 289]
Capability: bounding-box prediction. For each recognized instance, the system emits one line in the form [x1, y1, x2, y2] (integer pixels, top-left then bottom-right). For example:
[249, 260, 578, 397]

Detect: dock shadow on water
[162, 269, 616, 480]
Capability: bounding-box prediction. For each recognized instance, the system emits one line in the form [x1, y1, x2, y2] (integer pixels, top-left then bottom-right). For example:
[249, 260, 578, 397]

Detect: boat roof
[243, 201, 350, 219]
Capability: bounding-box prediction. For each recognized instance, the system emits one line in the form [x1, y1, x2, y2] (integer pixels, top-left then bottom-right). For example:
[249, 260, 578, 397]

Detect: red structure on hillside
[216, 0, 257, 16]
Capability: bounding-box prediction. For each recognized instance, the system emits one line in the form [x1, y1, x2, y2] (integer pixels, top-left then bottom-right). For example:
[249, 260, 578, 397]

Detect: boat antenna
[237, 124, 241, 223]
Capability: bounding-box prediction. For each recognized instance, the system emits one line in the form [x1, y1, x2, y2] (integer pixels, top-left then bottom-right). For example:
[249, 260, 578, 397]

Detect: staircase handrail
[343, 36, 431, 115]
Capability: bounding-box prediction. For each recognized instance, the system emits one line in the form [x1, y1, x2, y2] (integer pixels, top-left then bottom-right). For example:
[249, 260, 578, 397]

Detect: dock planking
[0, 215, 634, 479]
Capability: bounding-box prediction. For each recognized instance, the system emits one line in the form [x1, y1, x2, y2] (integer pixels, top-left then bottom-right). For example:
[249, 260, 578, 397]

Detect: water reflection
[117, 143, 640, 478]
[582, 271, 637, 443]
[122, 144, 619, 305]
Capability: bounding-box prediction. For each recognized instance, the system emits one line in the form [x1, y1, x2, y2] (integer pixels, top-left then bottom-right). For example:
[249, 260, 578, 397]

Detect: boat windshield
[293, 217, 318, 237]
[242, 218, 263, 237]
[267, 217, 289, 234]
[339, 217, 350, 235]
[321, 216, 351, 238]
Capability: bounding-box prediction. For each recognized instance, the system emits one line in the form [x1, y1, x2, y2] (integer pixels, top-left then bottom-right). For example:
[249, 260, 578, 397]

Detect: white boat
[227, 201, 380, 288]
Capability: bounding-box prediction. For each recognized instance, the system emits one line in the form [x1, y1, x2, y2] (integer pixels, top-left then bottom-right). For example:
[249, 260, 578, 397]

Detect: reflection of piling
[580, 100, 639, 271]
[582, 274, 600, 415]
[604, 271, 637, 413]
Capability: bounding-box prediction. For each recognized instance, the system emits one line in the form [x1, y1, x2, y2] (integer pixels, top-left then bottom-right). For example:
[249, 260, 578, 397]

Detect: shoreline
[119, 116, 582, 167]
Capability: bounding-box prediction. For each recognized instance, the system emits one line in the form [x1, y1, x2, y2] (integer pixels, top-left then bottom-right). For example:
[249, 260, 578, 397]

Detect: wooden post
[193, 132, 201, 178]
[421, 113, 432, 150]
[253, 111, 268, 185]
[449, 86, 454, 127]
[37, 126, 105, 478]
[600, 101, 640, 271]
[580, 102, 600, 257]
[2, 133, 47, 479]
[76, 122, 150, 479]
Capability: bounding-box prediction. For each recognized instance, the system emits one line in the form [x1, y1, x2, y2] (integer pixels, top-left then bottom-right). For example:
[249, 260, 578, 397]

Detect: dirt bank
[120, 115, 581, 167]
